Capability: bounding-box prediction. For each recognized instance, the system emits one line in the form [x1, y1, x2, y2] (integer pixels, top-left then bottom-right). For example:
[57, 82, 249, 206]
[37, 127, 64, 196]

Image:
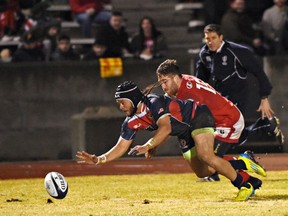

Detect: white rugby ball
[44, 172, 68, 199]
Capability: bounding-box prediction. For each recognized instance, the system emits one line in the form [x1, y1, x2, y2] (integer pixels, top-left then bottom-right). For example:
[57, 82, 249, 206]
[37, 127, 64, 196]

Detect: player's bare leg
[194, 133, 237, 180]
[193, 132, 254, 201]
[187, 155, 216, 178]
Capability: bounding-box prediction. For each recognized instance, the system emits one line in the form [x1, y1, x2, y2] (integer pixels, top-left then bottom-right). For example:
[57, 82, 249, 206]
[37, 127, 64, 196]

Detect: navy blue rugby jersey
[120, 94, 213, 141]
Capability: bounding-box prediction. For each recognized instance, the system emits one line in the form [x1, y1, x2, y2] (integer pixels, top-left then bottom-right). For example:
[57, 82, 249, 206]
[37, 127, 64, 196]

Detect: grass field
[1, 171, 288, 216]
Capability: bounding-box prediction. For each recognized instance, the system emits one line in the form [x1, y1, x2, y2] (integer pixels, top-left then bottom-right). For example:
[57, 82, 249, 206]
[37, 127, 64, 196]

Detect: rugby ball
[44, 172, 68, 199]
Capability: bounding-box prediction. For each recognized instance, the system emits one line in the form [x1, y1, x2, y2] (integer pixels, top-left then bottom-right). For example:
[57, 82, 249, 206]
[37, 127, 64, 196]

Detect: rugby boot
[238, 116, 285, 146]
[238, 151, 267, 177]
[260, 116, 285, 145]
[197, 172, 220, 182]
[269, 116, 285, 145]
[245, 117, 270, 132]
[248, 176, 262, 196]
[235, 183, 254, 201]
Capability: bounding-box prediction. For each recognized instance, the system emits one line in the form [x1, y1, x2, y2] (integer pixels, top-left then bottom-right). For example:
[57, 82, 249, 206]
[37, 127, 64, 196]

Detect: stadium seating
[44, 0, 204, 56]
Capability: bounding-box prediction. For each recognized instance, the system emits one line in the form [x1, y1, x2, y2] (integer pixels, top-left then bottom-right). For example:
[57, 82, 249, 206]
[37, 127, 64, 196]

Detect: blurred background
[0, 0, 287, 162]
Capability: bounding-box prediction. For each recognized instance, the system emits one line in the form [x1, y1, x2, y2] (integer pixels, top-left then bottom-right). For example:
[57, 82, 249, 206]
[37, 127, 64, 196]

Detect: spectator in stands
[203, 0, 228, 25]
[42, 20, 62, 61]
[245, 0, 274, 24]
[96, 11, 132, 58]
[69, 0, 111, 38]
[51, 34, 80, 61]
[221, 0, 266, 56]
[0, 0, 26, 42]
[130, 16, 167, 60]
[12, 29, 45, 62]
[83, 37, 113, 60]
[19, 0, 53, 21]
[0, 48, 12, 63]
[261, 0, 288, 55]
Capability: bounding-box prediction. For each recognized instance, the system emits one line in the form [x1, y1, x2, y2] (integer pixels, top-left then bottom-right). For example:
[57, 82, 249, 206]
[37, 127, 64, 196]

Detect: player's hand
[257, 98, 274, 119]
[145, 147, 157, 159]
[76, 151, 98, 164]
[128, 145, 149, 156]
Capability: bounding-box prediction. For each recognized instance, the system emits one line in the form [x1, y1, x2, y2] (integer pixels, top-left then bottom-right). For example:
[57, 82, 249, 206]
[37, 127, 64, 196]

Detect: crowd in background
[0, 0, 169, 63]
[189, 0, 288, 56]
[0, 0, 287, 63]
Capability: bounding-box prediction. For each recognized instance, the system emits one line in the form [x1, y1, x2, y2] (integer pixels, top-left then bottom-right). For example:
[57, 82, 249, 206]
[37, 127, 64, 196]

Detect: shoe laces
[243, 150, 260, 164]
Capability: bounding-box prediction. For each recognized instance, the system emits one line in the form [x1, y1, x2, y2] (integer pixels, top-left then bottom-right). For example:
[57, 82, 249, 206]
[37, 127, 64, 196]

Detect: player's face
[204, 32, 223, 52]
[116, 99, 134, 116]
[157, 74, 179, 97]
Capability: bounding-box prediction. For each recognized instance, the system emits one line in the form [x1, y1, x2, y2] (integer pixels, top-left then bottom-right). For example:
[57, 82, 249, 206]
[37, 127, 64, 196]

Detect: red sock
[238, 170, 250, 185]
[223, 155, 236, 161]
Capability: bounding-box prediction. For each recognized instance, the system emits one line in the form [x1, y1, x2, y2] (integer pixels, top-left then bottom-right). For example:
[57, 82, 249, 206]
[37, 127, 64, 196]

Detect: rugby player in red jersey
[155, 59, 268, 184]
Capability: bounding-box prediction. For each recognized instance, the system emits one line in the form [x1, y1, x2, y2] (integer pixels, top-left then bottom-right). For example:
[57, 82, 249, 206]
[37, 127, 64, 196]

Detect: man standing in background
[195, 24, 284, 145]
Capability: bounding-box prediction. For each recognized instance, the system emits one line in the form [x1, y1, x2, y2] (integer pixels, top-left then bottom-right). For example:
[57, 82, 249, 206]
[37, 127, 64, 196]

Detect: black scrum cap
[115, 81, 144, 116]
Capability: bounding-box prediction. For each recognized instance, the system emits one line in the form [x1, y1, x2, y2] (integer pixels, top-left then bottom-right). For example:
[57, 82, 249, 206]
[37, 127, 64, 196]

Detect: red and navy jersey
[120, 94, 215, 152]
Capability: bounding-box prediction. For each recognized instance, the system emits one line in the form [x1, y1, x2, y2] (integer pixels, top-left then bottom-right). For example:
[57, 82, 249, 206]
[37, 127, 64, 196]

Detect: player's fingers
[75, 153, 84, 159]
[75, 156, 83, 160]
[80, 151, 91, 157]
[129, 149, 139, 156]
[145, 152, 151, 159]
[128, 148, 133, 155]
[76, 151, 86, 157]
[128, 147, 137, 155]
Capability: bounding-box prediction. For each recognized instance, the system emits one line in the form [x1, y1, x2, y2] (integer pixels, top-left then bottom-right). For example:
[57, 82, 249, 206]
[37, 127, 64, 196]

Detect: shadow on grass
[254, 194, 288, 200]
[266, 178, 288, 182]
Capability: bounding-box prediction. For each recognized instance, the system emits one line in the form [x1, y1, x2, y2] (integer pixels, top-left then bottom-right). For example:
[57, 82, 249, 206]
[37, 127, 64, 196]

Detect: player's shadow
[254, 194, 288, 200]
[266, 178, 287, 182]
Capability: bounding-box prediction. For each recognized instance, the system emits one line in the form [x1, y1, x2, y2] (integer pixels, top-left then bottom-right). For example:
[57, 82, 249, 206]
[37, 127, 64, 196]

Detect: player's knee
[197, 152, 212, 164]
[199, 154, 219, 171]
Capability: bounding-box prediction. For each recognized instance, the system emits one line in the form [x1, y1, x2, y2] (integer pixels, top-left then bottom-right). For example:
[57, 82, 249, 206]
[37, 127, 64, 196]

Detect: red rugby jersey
[177, 74, 241, 128]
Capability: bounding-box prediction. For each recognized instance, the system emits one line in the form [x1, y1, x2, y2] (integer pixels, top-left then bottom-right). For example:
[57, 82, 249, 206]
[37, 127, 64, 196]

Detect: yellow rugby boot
[238, 151, 267, 177]
[235, 183, 254, 201]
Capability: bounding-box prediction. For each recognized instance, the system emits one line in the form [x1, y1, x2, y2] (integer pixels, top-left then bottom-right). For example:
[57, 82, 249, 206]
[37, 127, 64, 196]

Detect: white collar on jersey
[216, 41, 225, 53]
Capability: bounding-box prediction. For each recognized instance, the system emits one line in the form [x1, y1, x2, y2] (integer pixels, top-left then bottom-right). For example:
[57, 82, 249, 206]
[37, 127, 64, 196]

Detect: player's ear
[173, 74, 181, 82]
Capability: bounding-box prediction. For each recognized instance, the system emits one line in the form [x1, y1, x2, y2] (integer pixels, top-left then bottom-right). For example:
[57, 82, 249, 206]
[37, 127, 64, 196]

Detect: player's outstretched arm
[128, 115, 171, 156]
[76, 137, 133, 165]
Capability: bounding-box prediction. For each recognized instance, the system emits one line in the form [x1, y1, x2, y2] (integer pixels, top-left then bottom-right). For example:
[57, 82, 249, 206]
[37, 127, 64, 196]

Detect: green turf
[1, 171, 288, 216]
